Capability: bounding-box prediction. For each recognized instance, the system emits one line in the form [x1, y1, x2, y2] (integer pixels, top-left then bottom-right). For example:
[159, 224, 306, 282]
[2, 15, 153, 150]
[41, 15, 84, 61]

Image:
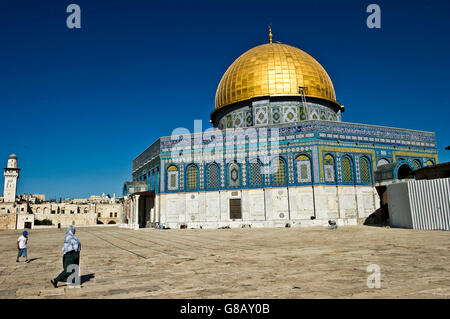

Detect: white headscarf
[62, 225, 81, 254]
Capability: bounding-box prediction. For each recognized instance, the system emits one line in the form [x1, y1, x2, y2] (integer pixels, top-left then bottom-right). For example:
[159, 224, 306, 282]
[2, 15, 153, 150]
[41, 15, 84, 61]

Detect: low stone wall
[119, 223, 139, 230]
[0, 213, 16, 230]
[74, 224, 118, 228]
[32, 224, 118, 230]
[33, 213, 97, 228]
[164, 218, 358, 230]
[33, 225, 57, 229]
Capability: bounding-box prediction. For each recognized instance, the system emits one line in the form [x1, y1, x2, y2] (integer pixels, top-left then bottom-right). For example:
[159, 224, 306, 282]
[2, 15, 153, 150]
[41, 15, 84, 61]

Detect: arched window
[249, 159, 263, 186]
[342, 156, 354, 183]
[295, 154, 312, 183]
[377, 158, 389, 167]
[206, 163, 220, 189]
[360, 157, 372, 184]
[413, 160, 422, 169]
[272, 157, 287, 185]
[323, 154, 335, 183]
[167, 165, 179, 191]
[426, 159, 434, 166]
[186, 164, 198, 190]
[228, 162, 240, 187]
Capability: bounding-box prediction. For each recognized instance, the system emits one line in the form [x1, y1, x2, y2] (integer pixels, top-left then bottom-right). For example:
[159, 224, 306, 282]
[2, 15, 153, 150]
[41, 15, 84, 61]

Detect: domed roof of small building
[8, 153, 17, 159]
[214, 42, 340, 110]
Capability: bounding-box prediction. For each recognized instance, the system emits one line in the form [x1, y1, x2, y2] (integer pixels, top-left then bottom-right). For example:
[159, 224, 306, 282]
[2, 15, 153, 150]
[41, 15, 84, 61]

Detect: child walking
[16, 231, 30, 263]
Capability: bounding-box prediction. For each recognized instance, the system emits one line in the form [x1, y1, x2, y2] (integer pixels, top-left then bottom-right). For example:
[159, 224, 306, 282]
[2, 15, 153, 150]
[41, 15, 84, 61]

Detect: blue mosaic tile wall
[130, 120, 438, 194]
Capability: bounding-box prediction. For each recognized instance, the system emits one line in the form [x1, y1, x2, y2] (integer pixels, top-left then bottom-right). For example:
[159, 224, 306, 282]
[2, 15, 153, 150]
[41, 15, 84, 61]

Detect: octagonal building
[121, 35, 438, 229]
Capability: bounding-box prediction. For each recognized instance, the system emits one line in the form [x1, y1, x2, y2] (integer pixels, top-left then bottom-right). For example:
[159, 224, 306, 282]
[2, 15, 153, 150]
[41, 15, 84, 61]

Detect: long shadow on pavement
[81, 273, 95, 284]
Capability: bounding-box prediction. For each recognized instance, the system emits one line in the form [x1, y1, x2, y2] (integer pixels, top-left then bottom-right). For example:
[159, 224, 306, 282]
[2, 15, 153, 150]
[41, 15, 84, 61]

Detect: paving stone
[0, 226, 449, 298]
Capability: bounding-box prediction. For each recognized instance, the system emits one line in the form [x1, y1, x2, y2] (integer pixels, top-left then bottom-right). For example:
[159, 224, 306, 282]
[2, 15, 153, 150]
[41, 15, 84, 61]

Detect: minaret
[3, 154, 20, 203]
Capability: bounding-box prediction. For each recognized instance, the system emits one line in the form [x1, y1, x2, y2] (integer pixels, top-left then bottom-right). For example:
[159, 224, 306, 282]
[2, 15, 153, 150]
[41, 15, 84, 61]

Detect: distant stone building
[0, 154, 123, 230]
[26, 197, 122, 229]
[96, 203, 121, 224]
[19, 194, 45, 204]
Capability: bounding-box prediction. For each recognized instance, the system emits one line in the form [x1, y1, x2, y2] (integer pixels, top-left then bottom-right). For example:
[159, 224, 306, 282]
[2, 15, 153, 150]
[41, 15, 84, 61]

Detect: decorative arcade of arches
[162, 154, 436, 192]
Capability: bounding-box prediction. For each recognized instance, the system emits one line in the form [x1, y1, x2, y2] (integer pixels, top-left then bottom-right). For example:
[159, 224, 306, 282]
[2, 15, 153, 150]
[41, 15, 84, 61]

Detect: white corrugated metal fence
[408, 178, 450, 231]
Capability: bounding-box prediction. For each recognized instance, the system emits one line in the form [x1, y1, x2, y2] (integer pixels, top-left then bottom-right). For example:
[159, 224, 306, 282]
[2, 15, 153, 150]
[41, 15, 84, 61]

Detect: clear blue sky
[0, 0, 449, 199]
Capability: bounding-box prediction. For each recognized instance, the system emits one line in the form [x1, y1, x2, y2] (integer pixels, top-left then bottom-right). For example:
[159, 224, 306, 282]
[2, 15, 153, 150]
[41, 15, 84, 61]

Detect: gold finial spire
[268, 23, 272, 43]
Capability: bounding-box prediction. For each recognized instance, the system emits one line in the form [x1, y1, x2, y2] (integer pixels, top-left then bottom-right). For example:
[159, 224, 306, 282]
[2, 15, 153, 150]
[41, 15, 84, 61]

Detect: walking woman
[50, 226, 81, 288]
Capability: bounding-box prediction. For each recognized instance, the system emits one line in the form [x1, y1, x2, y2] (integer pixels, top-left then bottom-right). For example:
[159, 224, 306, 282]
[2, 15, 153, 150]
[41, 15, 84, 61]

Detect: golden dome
[214, 42, 339, 110]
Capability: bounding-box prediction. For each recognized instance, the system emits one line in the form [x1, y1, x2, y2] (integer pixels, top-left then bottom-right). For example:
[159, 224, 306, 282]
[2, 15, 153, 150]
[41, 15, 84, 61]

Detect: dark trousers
[55, 250, 79, 283]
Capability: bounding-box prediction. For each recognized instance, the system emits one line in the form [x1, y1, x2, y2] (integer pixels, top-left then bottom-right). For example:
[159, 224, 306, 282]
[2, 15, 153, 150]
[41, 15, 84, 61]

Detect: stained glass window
[186, 165, 198, 190]
[228, 162, 240, 187]
[167, 165, 178, 191]
[250, 160, 263, 186]
[342, 156, 354, 183]
[413, 160, 421, 169]
[272, 158, 286, 185]
[207, 163, 219, 189]
[426, 160, 434, 166]
[324, 154, 335, 183]
[299, 106, 307, 120]
[295, 154, 311, 183]
[360, 157, 371, 184]
[226, 115, 232, 128]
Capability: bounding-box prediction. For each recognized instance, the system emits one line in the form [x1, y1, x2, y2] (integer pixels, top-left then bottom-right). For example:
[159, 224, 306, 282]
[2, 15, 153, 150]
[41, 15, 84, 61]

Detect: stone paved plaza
[0, 226, 449, 299]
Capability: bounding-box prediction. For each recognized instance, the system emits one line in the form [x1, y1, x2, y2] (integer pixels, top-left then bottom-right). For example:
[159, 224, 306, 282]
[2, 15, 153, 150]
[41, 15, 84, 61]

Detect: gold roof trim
[268, 23, 272, 44]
